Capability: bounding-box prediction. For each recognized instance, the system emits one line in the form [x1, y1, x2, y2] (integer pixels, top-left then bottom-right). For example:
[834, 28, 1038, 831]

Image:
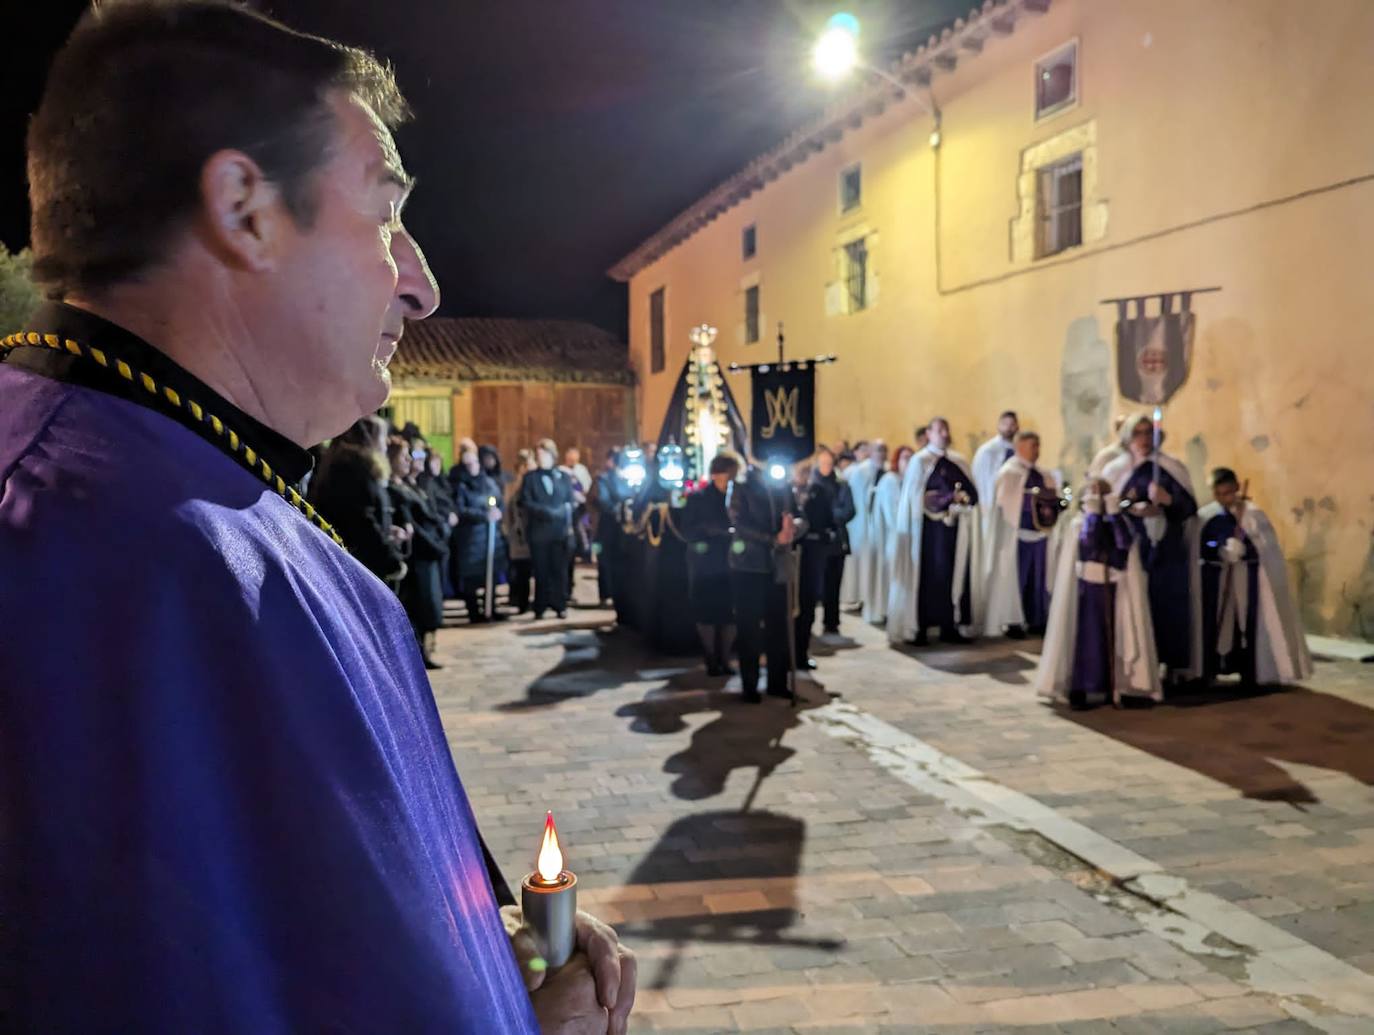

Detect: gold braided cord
[2, 331, 345, 548]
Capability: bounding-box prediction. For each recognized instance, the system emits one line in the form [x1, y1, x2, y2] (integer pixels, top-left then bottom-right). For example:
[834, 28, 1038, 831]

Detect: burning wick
[521, 811, 578, 968]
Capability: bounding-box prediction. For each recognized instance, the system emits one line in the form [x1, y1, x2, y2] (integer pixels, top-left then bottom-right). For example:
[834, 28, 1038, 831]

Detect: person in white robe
[1102, 414, 1202, 683]
[983, 432, 1068, 638]
[1035, 478, 1162, 708]
[972, 410, 1019, 517]
[864, 444, 914, 625]
[1197, 467, 1312, 686]
[839, 441, 876, 613]
[1087, 415, 1129, 479]
[887, 418, 984, 645]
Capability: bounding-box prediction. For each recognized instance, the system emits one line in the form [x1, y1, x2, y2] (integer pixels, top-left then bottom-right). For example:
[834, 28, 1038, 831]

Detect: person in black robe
[593, 448, 631, 612]
[520, 440, 576, 619]
[387, 438, 450, 668]
[453, 449, 510, 623]
[796, 448, 856, 667]
[504, 448, 536, 613]
[728, 463, 798, 702]
[680, 452, 742, 675]
[417, 448, 459, 598]
[307, 415, 405, 587]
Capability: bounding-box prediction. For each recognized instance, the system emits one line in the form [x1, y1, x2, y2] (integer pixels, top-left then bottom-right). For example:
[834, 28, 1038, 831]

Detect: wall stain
[1251, 435, 1270, 452]
[1059, 315, 1111, 478]
[1206, 378, 1223, 391]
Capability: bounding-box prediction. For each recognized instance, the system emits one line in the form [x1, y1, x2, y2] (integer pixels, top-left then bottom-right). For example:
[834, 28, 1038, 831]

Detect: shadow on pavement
[496, 628, 690, 711]
[1063, 683, 1374, 804]
[612, 810, 842, 989]
[890, 636, 1040, 685]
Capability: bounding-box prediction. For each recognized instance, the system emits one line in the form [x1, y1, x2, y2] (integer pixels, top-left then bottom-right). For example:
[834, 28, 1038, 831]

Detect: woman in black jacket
[519, 439, 576, 619]
[680, 452, 741, 675]
[417, 449, 459, 598]
[452, 449, 510, 623]
[307, 415, 405, 587]
[796, 447, 856, 667]
[386, 438, 450, 669]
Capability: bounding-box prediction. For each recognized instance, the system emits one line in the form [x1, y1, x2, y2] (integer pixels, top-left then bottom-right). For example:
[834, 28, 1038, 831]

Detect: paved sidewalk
[430, 572, 1374, 1033]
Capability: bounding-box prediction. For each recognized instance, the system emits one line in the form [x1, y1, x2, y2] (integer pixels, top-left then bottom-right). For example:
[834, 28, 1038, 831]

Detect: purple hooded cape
[0, 308, 538, 1033]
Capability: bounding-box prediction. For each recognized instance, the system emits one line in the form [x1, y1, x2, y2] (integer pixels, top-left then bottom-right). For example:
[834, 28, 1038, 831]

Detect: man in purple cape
[0, 3, 633, 1032]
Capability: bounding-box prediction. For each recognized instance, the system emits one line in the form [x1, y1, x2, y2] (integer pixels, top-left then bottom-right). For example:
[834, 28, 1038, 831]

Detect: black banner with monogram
[750, 365, 815, 463]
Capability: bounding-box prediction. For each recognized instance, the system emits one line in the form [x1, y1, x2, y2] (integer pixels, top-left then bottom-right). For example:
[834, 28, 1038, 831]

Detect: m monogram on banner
[750, 364, 815, 462]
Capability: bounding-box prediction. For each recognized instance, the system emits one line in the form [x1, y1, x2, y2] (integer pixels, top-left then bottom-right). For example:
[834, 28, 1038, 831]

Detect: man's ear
[198, 149, 290, 272]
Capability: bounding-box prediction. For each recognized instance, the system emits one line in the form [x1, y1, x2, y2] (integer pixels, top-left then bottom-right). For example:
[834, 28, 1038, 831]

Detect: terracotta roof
[607, 0, 1049, 282]
[390, 317, 633, 385]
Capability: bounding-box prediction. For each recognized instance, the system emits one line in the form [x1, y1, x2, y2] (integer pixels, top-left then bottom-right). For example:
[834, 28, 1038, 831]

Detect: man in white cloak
[983, 431, 1067, 639]
[1035, 478, 1162, 708]
[1197, 467, 1312, 686]
[1102, 413, 1202, 683]
[972, 410, 1019, 515]
[887, 418, 983, 646]
[863, 444, 914, 625]
[839, 440, 877, 615]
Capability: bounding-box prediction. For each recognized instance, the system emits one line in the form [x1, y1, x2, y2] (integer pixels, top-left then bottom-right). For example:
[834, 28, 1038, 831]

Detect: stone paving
[430, 570, 1374, 1033]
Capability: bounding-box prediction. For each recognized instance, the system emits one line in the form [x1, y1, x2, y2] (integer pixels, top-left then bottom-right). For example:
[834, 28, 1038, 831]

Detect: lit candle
[521, 811, 577, 969]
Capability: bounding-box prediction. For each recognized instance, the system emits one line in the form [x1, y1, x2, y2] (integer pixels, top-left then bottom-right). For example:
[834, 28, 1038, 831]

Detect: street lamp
[811, 13, 860, 82]
[810, 11, 941, 139]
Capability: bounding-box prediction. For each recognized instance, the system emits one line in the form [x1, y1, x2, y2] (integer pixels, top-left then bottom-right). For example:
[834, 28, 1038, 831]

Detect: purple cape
[0, 362, 537, 1033]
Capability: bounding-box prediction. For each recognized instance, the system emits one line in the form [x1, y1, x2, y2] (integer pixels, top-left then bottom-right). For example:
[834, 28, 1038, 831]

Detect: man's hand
[502, 906, 636, 1035]
[776, 513, 796, 546]
[1147, 482, 1173, 507]
[448, 511, 460, 528]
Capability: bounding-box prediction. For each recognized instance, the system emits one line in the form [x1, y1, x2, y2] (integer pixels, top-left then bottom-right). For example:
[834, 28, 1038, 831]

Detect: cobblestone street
[435, 572, 1374, 1034]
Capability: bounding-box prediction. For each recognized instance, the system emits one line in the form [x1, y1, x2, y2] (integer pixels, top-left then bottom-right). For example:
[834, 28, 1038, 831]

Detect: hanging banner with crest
[750, 364, 815, 464]
[1107, 288, 1215, 406]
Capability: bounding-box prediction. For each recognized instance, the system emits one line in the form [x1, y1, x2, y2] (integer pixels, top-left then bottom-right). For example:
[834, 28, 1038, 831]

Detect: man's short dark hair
[999, 410, 1018, 422]
[28, 0, 409, 297]
[1211, 466, 1239, 488]
[927, 417, 949, 432]
[709, 452, 741, 477]
[1016, 430, 1039, 443]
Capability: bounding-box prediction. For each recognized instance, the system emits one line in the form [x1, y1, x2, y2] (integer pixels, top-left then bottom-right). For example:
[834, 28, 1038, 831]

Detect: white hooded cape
[886, 447, 984, 643]
[1101, 450, 1204, 681]
[1034, 513, 1163, 704]
[840, 457, 878, 608]
[972, 435, 1014, 517]
[1196, 500, 1313, 685]
[983, 458, 1067, 635]
[864, 470, 901, 624]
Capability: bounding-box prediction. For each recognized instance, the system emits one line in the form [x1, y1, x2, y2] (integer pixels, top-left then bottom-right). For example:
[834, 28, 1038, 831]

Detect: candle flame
[536, 811, 563, 883]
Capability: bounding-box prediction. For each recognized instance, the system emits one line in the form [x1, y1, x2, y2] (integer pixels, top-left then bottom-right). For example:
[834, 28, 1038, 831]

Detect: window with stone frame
[843, 237, 868, 311]
[839, 164, 862, 214]
[742, 223, 757, 260]
[744, 284, 760, 344]
[1036, 154, 1083, 258]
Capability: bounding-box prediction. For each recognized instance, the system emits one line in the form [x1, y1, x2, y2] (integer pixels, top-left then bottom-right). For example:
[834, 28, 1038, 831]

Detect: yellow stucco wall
[625, 0, 1374, 634]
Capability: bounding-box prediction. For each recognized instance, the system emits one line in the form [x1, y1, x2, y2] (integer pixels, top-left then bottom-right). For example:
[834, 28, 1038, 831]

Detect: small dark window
[1035, 41, 1077, 120]
[744, 285, 760, 344]
[1037, 154, 1083, 258]
[840, 164, 862, 213]
[649, 287, 666, 373]
[742, 224, 757, 260]
[843, 238, 868, 311]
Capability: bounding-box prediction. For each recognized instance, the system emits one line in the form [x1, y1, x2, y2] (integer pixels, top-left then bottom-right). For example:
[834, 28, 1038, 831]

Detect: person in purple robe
[1103, 413, 1202, 684]
[1035, 479, 1161, 709]
[983, 431, 1065, 639]
[887, 418, 983, 645]
[0, 3, 634, 1032]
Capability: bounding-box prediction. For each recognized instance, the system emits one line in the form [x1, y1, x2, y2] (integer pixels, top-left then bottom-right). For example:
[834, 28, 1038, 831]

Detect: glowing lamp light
[768, 462, 788, 482]
[521, 811, 578, 969]
[812, 12, 860, 82]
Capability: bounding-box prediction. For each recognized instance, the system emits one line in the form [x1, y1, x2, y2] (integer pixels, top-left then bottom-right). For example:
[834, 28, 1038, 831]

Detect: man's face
[262, 93, 438, 442]
[873, 445, 889, 469]
[564, 448, 580, 467]
[896, 449, 912, 476]
[463, 451, 480, 476]
[928, 421, 950, 451]
[1016, 437, 1040, 465]
[1213, 480, 1239, 509]
[1130, 419, 1154, 458]
[998, 414, 1019, 439]
[710, 471, 733, 492]
[388, 450, 409, 480]
[817, 451, 835, 476]
[855, 444, 870, 462]
[537, 448, 556, 470]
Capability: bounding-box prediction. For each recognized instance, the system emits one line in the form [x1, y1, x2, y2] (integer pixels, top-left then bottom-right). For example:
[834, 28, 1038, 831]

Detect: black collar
[5, 302, 313, 486]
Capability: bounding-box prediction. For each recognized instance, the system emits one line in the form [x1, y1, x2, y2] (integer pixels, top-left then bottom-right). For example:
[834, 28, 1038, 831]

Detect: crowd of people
[307, 407, 1314, 710]
[306, 421, 609, 669]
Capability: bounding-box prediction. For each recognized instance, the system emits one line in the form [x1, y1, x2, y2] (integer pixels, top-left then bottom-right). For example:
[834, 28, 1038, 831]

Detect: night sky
[2, 1, 968, 337]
